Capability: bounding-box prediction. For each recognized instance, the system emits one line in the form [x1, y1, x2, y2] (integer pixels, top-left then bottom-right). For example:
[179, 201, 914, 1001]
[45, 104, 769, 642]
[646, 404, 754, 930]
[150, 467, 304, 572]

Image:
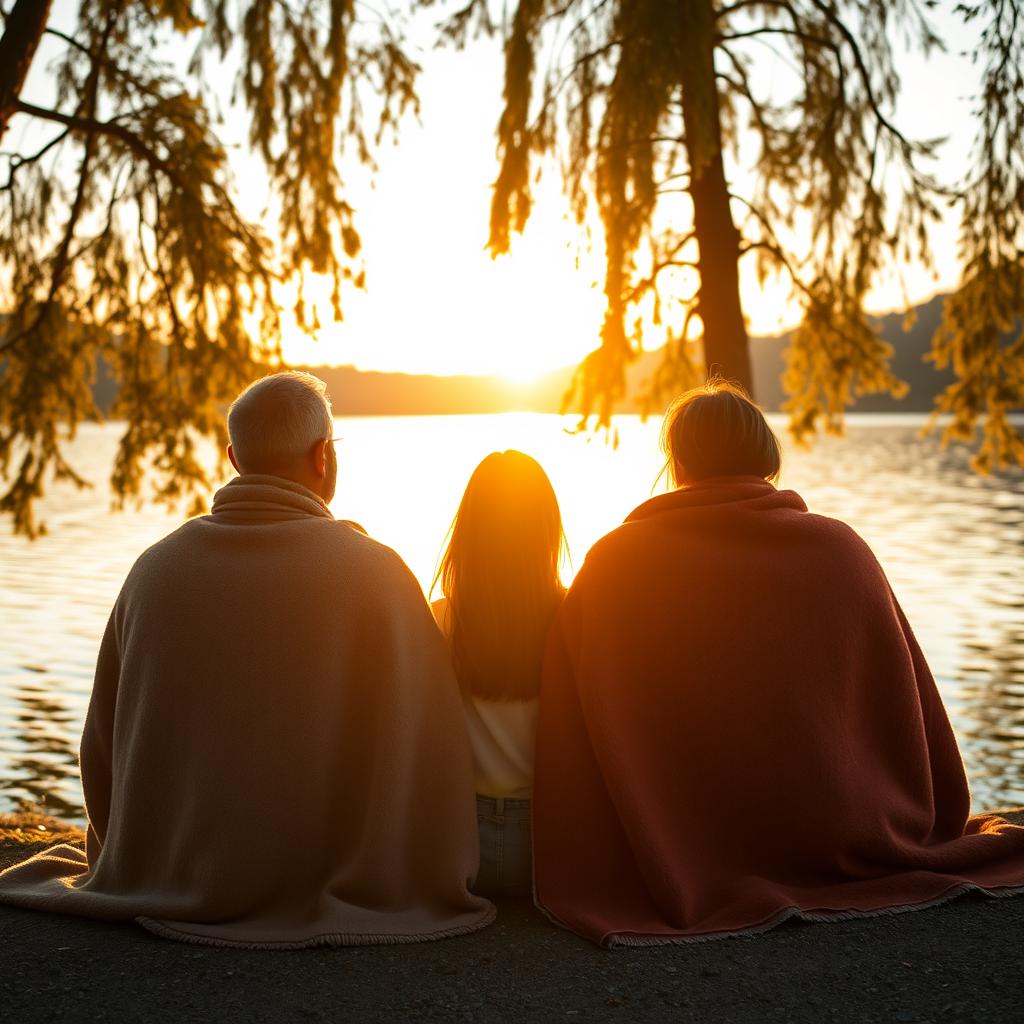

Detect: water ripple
[1, 415, 1022, 821]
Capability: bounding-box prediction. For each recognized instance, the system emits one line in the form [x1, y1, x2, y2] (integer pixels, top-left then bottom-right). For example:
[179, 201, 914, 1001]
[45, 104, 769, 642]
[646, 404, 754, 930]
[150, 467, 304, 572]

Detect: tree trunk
[678, 0, 753, 396]
[0, 0, 53, 144]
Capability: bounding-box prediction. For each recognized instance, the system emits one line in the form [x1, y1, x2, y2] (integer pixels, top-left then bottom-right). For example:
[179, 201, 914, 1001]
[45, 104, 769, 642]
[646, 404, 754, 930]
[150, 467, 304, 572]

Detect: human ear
[312, 438, 328, 479]
[228, 444, 241, 474]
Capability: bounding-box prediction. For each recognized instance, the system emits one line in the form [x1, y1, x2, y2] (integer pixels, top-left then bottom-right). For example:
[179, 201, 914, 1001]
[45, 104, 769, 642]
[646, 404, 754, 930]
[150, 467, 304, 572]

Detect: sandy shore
[1, 810, 1022, 1023]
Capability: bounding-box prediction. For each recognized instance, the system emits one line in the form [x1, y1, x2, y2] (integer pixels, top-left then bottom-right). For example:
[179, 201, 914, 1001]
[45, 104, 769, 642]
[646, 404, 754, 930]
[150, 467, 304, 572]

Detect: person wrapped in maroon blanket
[534, 379, 1024, 947]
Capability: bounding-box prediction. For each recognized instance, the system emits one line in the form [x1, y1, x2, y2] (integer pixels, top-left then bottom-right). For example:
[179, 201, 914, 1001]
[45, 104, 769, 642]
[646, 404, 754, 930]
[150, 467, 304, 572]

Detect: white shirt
[431, 597, 537, 799]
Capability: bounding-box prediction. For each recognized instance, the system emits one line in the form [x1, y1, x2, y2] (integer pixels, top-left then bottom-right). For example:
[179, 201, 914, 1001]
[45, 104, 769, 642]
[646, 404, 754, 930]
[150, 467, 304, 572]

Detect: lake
[1, 413, 1022, 821]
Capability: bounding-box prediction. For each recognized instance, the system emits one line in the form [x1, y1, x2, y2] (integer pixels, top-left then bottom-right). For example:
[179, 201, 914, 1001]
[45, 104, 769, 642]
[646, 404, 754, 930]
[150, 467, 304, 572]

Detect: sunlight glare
[279, 187, 607, 380]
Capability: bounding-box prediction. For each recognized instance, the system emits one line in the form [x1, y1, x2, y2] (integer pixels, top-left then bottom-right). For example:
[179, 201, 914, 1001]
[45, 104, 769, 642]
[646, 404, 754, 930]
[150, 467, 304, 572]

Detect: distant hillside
[294, 365, 569, 416]
[309, 293, 954, 416]
[749, 292, 954, 413]
[81, 294, 956, 416]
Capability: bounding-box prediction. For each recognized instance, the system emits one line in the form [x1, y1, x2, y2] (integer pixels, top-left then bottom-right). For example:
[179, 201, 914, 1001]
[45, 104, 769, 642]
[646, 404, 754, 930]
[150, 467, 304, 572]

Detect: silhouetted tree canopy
[929, 1, 1023, 471]
[1, 1, 1022, 536]
[472, 0, 1022, 467]
[0, 0, 417, 535]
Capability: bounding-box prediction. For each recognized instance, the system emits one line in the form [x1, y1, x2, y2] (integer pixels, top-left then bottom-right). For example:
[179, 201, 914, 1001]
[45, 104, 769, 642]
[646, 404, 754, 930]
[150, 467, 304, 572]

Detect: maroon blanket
[534, 477, 1024, 945]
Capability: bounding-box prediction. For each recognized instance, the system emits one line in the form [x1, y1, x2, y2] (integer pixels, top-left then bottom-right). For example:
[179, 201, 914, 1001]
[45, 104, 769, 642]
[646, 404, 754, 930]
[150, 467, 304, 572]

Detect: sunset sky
[276, 6, 978, 380]
[23, 3, 983, 381]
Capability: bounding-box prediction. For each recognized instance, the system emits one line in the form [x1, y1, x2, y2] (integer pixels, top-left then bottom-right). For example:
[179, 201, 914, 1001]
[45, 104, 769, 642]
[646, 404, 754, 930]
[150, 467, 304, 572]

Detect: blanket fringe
[600, 882, 1024, 948]
[136, 903, 497, 950]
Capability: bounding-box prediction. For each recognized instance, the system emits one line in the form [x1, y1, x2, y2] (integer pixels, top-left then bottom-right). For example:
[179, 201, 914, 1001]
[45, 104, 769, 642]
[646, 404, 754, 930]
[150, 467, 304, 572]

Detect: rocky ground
[1, 812, 1022, 1024]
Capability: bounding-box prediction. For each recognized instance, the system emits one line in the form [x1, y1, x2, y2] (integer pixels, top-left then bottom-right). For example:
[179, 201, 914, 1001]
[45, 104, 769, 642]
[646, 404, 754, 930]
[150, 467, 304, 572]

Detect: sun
[498, 362, 548, 386]
[278, 189, 608, 380]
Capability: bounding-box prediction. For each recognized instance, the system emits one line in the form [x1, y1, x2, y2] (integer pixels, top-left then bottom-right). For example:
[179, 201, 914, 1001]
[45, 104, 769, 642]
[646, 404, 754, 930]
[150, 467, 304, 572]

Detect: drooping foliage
[929, 1, 1024, 472]
[476, 0, 1023, 463]
[2, 2, 1022, 538]
[0, 0, 418, 535]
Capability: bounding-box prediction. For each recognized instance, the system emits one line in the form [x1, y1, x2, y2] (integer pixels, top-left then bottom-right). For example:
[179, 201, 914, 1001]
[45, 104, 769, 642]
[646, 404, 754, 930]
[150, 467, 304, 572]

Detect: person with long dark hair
[433, 450, 567, 896]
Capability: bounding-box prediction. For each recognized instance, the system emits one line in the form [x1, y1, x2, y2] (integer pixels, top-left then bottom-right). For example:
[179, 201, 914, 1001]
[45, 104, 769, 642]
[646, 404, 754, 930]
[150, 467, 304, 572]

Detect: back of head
[661, 378, 781, 487]
[227, 372, 333, 476]
[437, 451, 566, 701]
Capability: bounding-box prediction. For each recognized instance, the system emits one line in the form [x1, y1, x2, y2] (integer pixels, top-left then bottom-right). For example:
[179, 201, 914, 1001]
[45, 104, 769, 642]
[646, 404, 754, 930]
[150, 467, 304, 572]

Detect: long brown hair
[434, 451, 567, 701]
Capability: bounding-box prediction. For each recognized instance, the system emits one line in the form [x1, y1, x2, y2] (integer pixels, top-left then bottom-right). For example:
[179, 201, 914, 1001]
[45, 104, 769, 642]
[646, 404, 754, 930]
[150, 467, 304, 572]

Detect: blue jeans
[473, 795, 532, 897]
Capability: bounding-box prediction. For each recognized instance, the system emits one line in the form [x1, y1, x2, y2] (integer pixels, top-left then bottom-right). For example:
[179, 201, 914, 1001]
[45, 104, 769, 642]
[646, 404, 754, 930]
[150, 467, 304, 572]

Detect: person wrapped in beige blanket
[0, 372, 494, 947]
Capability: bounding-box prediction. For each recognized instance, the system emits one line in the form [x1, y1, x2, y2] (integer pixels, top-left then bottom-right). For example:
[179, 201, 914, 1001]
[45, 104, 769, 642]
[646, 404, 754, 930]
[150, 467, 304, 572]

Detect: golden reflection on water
[0, 413, 1022, 820]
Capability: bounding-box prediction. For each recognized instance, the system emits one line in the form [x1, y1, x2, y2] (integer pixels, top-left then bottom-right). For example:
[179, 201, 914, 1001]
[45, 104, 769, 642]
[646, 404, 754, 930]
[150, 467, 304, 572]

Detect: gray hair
[227, 372, 333, 470]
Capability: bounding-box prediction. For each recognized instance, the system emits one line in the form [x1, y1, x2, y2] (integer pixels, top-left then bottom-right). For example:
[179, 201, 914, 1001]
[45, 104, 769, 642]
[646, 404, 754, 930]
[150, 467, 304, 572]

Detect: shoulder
[125, 518, 206, 577]
[799, 510, 881, 557]
[575, 499, 885, 585]
[800, 511, 889, 577]
[349, 530, 420, 582]
[430, 596, 451, 634]
[572, 518, 654, 584]
[131, 514, 412, 580]
[291, 522, 423, 594]
[328, 530, 432, 613]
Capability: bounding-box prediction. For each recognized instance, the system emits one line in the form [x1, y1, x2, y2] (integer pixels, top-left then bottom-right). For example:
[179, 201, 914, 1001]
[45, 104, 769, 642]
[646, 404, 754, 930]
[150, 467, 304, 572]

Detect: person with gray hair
[0, 371, 494, 947]
[227, 372, 337, 499]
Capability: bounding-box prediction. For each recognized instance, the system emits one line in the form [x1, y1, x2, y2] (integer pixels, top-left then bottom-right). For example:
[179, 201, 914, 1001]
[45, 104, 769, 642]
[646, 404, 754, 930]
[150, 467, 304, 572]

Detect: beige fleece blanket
[0, 475, 494, 947]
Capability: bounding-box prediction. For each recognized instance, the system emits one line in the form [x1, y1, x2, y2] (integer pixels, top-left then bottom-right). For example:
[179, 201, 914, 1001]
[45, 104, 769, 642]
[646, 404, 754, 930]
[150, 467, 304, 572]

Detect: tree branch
[0, 125, 70, 190]
[1, 16, 113, 355]
[729, 192, 813, 299]
[13, 99, 189, 193]
[803, 0, 915, 153]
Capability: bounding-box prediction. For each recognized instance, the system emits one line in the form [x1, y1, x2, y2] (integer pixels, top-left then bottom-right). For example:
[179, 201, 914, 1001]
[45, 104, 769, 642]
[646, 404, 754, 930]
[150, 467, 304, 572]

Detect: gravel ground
[2, 813, 1022, 1024]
